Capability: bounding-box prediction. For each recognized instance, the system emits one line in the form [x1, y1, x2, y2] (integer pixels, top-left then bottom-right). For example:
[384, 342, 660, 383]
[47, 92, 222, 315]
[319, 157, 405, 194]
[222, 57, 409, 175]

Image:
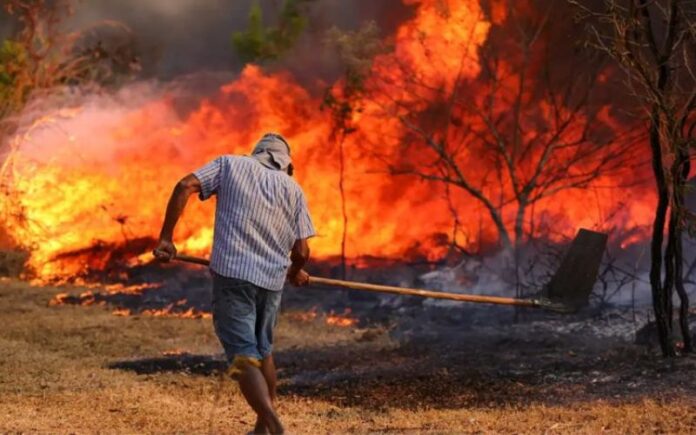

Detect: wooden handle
[174, 254, 210, 266]
[308, 276, 538, 307]
[172, 254, 538, 308]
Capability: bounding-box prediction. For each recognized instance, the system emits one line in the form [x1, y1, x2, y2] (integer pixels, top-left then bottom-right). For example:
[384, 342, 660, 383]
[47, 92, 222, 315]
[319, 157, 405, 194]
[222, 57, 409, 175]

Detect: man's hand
[153, 239, 177, 262]
[288, 239, 310, 286]
[287, 269, 310, 286]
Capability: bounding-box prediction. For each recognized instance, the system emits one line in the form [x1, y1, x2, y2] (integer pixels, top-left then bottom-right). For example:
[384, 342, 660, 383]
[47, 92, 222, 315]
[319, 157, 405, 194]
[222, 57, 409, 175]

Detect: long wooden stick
[173, 254, 540, 308]
[309, 276, 538, 307]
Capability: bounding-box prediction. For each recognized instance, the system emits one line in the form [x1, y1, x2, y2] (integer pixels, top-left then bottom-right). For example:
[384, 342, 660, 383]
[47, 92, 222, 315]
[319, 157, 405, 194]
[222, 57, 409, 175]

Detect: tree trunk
[673, 144, 693, 352]
[486, 207, 512, 252]
[512, 201, 527, 322]
[513, 202, 527, 296]
[514, 201, 526, 247]
[338, 136, 348, 280]
[648, 107, 675, 357]
[674, 226, 693, 352]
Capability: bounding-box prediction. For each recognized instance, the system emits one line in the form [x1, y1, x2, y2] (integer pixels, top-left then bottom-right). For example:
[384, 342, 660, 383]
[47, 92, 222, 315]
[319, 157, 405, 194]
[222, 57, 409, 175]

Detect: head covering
[250, 133, 292, 173]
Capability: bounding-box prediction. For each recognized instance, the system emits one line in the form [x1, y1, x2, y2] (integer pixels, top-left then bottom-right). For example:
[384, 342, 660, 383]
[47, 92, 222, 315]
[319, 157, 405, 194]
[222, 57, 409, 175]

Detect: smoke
[57, 0, 411, 80]
[61, 0, 250, 78]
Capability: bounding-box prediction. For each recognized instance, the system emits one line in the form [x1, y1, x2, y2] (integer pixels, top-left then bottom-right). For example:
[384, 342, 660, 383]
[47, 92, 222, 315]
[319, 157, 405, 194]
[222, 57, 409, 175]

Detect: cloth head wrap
[251, 133, 292, 173]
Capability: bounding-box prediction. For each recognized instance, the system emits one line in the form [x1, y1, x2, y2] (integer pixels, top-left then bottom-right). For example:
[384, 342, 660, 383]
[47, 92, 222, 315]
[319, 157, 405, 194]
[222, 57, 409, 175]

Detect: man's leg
[211, 275, 283, 434]
[253, 354, 278, 433]
[254, 288, 283, 434]
[261, 354, 278, 401]
[235, 359, 283, 434]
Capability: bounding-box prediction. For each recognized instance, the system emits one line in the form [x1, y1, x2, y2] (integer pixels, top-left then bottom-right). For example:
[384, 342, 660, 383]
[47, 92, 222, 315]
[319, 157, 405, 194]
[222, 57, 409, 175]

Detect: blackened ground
[92, 262, 696, 413]
[106, 307, 696, 412]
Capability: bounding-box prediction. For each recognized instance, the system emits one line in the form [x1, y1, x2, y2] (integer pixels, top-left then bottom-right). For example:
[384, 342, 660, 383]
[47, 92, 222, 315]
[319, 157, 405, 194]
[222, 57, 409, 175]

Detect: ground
[2, 278, 696, 434]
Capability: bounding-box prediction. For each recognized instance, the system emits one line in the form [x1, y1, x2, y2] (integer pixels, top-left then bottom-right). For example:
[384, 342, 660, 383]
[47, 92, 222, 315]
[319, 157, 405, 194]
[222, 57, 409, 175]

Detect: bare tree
[338, 1, 637, 255]
[570, 0, 696, 356]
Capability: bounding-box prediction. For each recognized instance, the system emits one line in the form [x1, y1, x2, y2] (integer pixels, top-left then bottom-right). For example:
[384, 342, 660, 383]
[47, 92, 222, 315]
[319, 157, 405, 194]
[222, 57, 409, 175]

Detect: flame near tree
[328, 1, 643, 252]
[0, 0, 656, 282]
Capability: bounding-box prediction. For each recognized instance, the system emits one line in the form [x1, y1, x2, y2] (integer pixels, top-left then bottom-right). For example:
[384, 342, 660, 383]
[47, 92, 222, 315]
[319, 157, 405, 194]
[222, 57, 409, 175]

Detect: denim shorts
[211, 272, 282, 363]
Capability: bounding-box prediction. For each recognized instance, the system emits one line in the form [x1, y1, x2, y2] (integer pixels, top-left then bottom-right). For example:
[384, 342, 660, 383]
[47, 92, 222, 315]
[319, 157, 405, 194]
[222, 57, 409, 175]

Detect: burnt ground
[90, 262, 696, 414]
[3, 270, 696, 433]
[107, 310, 696, 413]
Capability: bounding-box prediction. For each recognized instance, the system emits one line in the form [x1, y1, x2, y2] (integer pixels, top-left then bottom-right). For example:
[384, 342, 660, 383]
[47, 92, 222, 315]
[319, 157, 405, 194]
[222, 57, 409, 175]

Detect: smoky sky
[66, 0, 251, 77]
[1, 0, 412, 80]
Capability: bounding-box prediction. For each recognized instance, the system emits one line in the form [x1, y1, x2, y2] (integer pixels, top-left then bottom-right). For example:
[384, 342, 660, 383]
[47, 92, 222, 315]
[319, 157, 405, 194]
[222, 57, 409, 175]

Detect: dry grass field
[2, 277, 696, 434]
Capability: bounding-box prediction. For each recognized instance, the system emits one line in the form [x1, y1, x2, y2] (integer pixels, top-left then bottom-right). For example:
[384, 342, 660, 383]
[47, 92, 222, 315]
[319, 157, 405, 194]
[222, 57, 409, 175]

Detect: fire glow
[287, 306, 358, 328]
[49, 288, 213, 320]
[0, 0, 654, 282]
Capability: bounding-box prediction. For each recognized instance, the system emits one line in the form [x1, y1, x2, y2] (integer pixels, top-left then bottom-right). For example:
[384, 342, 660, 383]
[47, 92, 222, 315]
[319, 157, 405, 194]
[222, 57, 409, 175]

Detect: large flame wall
[0, 0, 654, 280]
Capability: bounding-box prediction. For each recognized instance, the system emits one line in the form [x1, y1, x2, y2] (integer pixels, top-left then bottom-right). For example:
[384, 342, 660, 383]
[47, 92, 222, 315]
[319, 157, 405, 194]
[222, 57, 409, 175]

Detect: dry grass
[1, 278, 695, 434]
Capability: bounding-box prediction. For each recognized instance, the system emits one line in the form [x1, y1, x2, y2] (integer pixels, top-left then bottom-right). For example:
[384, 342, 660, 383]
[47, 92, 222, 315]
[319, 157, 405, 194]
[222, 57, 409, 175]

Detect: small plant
[232, 0, 316, 63]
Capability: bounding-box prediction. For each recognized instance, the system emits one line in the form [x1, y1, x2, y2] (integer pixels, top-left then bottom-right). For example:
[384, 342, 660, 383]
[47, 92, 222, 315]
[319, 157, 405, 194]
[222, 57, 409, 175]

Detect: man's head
[251, 133, 293, 175]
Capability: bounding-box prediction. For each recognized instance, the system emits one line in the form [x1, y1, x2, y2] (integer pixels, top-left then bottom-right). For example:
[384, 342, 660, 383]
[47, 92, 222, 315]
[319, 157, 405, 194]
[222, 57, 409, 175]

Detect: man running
[153, 133, 315, 434]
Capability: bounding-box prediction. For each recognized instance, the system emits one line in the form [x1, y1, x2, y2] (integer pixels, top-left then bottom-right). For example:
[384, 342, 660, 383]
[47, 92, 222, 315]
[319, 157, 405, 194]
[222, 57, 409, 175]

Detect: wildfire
[48, 285, 212, 319]
[287, 306, 358, 327]
[141, 303, 212, 320]
[326, 308, 358, 327]
[112, 308, 131, 316]
[162, 349, 188, 356]
[0, 0, 654, 282]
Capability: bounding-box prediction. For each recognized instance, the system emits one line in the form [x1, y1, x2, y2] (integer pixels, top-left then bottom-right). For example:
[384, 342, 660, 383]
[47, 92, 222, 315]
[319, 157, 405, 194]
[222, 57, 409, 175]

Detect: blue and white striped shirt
[193, 156, 315, 290]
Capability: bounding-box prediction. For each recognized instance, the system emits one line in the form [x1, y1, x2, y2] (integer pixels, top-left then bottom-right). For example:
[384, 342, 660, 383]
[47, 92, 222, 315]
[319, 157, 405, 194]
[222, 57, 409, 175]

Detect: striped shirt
[193, 155, 315, 291]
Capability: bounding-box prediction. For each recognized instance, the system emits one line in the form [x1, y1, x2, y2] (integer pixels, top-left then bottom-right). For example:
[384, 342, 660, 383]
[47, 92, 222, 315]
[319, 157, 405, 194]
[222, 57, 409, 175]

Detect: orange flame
[49, 287, 213, 319]
[288, 306, 358, 328]
[325, 308, 358, 327]
[0, 0, 653, 282]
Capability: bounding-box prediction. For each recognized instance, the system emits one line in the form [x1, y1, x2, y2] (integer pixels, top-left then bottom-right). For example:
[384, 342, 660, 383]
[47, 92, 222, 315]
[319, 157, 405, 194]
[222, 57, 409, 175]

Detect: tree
[337, 1, 636, 256]
[232, 0, 316, 63]
[0, 0, 138, 136]
[571, 0, 696, 356]
[322, 22, 387, 279]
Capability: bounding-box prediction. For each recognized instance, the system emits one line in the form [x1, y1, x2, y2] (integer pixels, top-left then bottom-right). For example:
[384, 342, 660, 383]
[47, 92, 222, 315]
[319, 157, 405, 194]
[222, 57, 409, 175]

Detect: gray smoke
[1, 0, 412, 80]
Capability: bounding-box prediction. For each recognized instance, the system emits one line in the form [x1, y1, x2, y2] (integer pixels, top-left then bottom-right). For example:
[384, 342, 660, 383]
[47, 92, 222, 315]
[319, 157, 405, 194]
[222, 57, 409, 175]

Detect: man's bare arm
[287, 238, 310, 286]
[153, 174, 201, 261]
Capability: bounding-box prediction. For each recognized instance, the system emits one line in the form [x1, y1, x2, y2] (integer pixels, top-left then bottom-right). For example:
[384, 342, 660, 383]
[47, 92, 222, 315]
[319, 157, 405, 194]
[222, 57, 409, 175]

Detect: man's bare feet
[263, 412, 284, 434]
[253, 417, 269, 434]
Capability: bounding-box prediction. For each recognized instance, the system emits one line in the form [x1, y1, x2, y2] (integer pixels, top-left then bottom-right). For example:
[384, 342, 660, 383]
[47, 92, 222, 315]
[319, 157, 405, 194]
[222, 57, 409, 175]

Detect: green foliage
[232, 0, 314, 63]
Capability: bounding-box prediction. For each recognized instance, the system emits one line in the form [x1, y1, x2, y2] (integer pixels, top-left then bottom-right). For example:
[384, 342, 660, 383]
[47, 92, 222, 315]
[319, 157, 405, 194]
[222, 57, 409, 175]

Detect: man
[153, 133, 315, 434]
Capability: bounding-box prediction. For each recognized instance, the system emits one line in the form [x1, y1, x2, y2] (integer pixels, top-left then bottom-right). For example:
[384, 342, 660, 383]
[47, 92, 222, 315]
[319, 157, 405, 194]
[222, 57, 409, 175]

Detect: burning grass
[2, 278, 696, 433]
